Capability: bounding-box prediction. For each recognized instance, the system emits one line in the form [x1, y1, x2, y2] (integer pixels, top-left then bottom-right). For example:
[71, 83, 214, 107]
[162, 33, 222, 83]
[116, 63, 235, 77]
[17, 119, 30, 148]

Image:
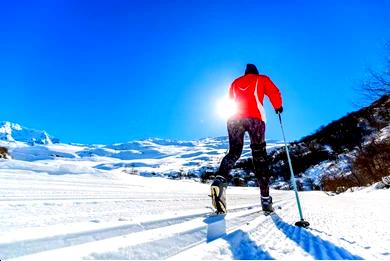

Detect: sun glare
[216, 96, 237, 120]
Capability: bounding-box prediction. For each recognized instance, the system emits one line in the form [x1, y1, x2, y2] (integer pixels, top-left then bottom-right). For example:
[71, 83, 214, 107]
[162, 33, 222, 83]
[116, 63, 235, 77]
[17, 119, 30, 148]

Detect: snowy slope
[0, 169, 389, 260]
[0, 121, 284, 179]
[299, 122, 390, 189]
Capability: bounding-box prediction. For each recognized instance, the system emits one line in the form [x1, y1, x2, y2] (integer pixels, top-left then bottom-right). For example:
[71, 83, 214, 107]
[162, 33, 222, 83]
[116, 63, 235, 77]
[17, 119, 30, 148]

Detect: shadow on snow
[224, 229, 274, 260]
[271, 214, 363, 260]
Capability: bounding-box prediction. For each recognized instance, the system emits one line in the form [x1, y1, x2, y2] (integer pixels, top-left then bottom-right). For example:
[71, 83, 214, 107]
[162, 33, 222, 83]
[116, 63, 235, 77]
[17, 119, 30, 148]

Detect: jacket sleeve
[228, 83, 235, 99]
[264, 77, 282, 109]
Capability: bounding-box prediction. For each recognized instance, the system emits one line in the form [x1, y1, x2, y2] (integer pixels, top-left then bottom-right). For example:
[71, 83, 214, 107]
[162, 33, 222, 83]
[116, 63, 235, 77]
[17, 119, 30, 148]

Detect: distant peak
[0, 121, 59, 145]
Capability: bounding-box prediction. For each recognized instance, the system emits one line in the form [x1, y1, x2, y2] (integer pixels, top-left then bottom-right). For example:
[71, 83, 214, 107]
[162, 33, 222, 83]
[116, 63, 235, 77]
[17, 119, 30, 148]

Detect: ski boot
[210, 175, 227, 214]
[261, 196, 274, 215]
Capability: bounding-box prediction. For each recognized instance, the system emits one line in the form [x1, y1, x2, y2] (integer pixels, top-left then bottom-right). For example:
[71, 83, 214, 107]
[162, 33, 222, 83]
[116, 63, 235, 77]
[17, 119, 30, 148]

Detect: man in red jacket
[211, 64, 283, 214]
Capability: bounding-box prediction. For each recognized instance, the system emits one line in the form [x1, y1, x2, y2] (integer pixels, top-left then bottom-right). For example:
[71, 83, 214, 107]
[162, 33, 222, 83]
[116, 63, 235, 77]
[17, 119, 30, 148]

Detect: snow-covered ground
[1, 169, 389, 260]
[1, 121, 389, 260]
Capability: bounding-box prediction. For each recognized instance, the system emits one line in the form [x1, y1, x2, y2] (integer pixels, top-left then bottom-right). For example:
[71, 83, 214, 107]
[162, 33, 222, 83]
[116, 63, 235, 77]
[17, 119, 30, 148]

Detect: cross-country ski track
[0, 171, 389, 260]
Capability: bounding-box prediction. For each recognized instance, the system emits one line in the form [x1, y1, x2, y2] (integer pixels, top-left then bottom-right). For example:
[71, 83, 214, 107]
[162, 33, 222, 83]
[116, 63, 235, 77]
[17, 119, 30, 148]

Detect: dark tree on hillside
[361, 42, 390, 102]
[352, 137, 390, 186]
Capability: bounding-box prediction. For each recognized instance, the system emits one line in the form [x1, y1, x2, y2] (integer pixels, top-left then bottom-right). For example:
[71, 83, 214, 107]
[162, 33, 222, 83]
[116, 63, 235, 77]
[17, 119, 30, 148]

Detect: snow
[376, 125, 390, 142]
[300, 152, 358, 189]
[0, 121, 58, 145]
[0, 121, 287, 181]
[0, 168, 389, 260]
[0, 121, 389, 259]
[1, 136, 283, 180]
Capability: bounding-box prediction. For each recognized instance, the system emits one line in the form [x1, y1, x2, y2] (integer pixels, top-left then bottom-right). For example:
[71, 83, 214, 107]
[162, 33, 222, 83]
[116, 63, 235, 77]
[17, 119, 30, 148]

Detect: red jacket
[229, 74, 282, 123]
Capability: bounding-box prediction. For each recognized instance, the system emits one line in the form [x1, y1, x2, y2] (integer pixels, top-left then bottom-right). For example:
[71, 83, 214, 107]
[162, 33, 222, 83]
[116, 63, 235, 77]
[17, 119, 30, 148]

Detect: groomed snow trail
[0, 170, 389, 260]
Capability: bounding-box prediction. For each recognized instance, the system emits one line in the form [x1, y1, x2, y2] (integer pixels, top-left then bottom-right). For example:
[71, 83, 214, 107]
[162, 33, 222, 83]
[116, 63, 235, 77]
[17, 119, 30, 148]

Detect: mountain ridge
[0, 121, 59, 145]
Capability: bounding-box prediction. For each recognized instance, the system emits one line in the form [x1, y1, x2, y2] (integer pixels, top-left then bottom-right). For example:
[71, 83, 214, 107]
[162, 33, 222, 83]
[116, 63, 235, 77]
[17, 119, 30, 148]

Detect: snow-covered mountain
[268, 94, 390, 190]
[0, 121, 59, 145]
[0, 121, 284, 179]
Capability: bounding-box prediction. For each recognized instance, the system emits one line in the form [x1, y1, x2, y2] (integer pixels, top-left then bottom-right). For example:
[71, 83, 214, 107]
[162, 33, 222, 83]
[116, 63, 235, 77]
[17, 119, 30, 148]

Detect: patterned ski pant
[218, 117, 270, 197]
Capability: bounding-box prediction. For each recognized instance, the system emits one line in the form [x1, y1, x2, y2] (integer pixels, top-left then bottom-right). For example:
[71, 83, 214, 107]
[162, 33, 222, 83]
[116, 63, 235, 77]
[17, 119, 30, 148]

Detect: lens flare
[216, 96, 237, 120]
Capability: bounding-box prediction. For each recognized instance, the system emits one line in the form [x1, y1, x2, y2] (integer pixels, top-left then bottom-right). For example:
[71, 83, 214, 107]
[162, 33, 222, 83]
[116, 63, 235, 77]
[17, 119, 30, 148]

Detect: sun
[216, 95, 237, 120]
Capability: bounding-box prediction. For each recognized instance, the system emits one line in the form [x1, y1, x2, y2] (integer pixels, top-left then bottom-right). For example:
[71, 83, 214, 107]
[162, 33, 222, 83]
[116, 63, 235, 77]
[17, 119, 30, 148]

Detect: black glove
[275, 106, 283, 114]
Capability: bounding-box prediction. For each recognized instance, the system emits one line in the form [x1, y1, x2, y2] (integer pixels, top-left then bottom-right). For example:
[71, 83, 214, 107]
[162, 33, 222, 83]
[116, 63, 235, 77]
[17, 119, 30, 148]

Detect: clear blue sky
[1, 0, 389, 144]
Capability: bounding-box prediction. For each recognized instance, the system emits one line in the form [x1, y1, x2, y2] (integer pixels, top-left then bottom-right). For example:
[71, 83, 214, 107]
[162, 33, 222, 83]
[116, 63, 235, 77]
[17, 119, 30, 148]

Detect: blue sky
[0, 0, 389, 144]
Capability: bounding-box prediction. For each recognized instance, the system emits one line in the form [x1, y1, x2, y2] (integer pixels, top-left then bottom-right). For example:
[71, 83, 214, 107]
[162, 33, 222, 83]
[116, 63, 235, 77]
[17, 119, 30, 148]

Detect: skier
[211, 64, 283, 214]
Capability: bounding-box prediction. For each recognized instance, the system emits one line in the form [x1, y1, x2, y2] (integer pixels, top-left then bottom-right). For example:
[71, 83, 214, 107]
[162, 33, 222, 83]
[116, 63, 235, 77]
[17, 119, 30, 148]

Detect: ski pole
[278, 113, 310, 228]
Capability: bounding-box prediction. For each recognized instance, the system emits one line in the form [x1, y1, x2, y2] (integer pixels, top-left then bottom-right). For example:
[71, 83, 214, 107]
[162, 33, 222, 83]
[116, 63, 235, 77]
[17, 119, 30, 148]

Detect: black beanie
[245, 64, 259, 75]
